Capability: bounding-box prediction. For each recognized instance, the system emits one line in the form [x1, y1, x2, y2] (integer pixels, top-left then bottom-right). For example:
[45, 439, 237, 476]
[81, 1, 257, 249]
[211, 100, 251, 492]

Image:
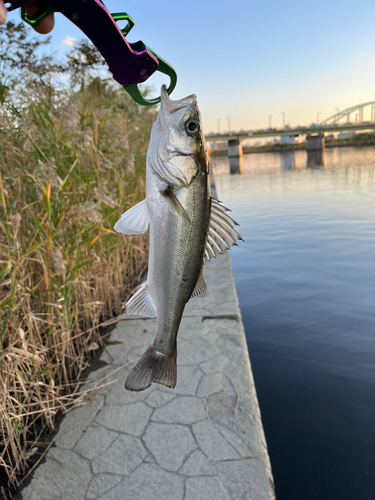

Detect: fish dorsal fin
[114, 199, 149, 235]
[204, 198, 244, 264]
[190, 267, 207, 298]
[126, 283, 156, 318]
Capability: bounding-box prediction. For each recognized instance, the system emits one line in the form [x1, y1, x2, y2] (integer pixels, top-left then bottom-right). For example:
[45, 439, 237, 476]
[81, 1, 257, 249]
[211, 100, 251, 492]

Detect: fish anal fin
[114, 199, 149, 235]
[204, 198, 243, 262]
[125, 346, 177, 392]
[126, 283, 156, 318]
[190, 267, 207, 298]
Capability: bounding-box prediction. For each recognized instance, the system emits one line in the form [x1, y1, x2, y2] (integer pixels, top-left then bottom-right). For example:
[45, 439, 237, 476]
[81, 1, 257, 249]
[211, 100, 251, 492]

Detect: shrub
[0, 22, 154, 487]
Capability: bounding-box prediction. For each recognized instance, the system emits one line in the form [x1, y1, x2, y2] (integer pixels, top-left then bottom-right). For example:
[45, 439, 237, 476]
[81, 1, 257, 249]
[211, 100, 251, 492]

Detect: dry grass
[0, 78, 154, 487]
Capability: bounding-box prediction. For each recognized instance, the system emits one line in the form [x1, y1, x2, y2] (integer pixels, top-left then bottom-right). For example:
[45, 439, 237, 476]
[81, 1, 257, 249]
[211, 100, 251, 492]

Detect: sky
[5, 0, 375, 133]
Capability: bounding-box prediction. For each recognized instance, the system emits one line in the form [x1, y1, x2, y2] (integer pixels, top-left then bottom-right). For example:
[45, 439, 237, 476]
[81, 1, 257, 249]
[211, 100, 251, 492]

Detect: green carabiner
[112, 12, 177, 105]
[123, 48, 177, 106]
[112, 13, 177, 106]
[111, 12, 134, 38]
[21, 4, 55, 26]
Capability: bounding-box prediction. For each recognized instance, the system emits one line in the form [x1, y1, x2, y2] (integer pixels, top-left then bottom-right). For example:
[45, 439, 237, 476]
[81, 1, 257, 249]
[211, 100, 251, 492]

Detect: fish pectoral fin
[190, 267, 207, 298]
[204, 198, 244, 263]
[126, 283, 156, 318]
[161, 187, 191, 223]
[114, 199, 150, 235]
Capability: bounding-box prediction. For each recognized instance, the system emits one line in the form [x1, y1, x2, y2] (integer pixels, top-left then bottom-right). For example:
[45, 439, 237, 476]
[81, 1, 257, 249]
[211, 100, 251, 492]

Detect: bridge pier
[228, 138, 243, 158]
[306, 134, 325, 151]
[228, 138, 243, 174]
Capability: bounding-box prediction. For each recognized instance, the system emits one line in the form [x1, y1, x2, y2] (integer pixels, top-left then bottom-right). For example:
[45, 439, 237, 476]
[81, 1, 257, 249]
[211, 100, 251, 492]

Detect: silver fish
[114, 86, 242, 391]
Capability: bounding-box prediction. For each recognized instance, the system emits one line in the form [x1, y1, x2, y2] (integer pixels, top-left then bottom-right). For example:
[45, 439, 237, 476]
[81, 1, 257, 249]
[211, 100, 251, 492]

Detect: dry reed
[0, 78, 154, 488]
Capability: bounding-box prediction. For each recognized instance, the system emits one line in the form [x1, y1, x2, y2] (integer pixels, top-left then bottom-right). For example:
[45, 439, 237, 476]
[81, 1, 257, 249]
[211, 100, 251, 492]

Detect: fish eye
[186, 120, 200, 134]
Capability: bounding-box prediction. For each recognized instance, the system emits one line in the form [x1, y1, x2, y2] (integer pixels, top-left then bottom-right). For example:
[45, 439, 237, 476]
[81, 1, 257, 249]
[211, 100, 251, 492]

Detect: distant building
[208, 141, 227, 151]
[279, 135, 297, 144]
[242, 138, 268, 147]
[337, 131, 355, 140]
[266, 138, 279, 145]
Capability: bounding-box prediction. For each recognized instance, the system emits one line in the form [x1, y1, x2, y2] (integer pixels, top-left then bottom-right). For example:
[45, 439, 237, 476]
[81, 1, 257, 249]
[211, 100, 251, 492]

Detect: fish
[114, 85, 243, 392]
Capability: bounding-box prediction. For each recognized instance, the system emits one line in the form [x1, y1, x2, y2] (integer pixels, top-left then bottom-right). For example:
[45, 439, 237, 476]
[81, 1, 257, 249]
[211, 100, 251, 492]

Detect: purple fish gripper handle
[6, 0, 159, 86]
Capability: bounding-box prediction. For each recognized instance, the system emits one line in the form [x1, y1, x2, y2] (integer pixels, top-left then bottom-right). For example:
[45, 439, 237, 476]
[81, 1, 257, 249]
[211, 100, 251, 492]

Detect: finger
[0, 0, 7, 25]
[31, 12, 55, 34]
[26, 2, 55, 34]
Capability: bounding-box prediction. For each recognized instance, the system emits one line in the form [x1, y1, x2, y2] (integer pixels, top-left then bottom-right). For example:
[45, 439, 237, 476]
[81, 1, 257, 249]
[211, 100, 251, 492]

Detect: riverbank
[18, 253, 275, 500]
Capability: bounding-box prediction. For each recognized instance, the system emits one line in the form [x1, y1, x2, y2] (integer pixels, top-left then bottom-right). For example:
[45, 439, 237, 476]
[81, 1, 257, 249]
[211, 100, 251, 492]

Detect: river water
[211, 147, 375, 500]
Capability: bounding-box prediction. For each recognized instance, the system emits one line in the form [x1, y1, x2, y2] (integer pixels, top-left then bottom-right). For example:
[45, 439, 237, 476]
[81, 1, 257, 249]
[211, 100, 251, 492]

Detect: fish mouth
[160, 85, 197, 116]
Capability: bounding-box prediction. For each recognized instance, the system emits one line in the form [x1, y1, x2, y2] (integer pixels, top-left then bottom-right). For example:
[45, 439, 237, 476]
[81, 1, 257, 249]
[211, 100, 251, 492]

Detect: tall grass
[0, 78, 154, 486]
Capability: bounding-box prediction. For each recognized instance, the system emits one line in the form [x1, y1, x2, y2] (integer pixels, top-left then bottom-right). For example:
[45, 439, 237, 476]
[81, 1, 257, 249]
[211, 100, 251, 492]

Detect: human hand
[0, 0, 55, 34]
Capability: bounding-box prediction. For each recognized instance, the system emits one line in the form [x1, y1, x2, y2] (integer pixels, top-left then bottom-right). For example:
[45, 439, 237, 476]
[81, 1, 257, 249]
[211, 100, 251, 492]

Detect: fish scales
[114, 85, 242, 391]
[150, 179, 209, 351]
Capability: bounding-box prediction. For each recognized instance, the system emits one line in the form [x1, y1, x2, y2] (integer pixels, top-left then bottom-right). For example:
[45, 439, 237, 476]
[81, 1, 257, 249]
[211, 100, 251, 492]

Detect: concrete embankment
[20, 254, 275, 500]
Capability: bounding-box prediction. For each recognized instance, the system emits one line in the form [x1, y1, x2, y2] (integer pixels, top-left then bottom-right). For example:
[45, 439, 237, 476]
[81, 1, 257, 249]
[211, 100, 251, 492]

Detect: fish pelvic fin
[126, 283, 156, 318]
[125, 346, 177, 392]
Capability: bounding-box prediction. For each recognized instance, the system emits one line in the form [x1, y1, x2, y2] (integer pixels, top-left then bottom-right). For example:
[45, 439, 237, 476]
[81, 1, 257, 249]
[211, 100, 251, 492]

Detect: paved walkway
[20, 254, 275, 500]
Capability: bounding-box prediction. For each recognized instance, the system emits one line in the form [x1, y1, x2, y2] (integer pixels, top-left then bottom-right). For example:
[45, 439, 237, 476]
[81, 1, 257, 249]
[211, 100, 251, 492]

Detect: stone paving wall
[20, 253, 275, 500]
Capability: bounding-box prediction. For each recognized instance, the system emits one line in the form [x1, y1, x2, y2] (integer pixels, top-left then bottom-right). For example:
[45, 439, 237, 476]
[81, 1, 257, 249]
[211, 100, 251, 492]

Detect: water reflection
[229, 155, 242, 174]
[306, 149, 326, 169]
[212, 149, 375, 194]
[211, 146, 375, 500]
[280, 151, 298, 170]
[210, 146, 375, 177]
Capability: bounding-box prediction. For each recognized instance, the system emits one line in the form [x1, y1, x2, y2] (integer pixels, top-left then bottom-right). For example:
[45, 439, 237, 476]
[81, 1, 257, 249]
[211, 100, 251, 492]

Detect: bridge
[205, 101, 375, 158]
[205, 121, 375, 142]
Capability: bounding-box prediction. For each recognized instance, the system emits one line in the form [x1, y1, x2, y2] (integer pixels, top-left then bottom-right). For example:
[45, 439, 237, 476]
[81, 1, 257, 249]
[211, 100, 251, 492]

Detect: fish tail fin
[125, 345, 177, 392]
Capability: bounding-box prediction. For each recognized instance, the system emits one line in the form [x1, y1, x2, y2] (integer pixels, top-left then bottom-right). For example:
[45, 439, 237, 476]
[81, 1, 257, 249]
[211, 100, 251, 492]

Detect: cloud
[63, 35, 76, 47]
